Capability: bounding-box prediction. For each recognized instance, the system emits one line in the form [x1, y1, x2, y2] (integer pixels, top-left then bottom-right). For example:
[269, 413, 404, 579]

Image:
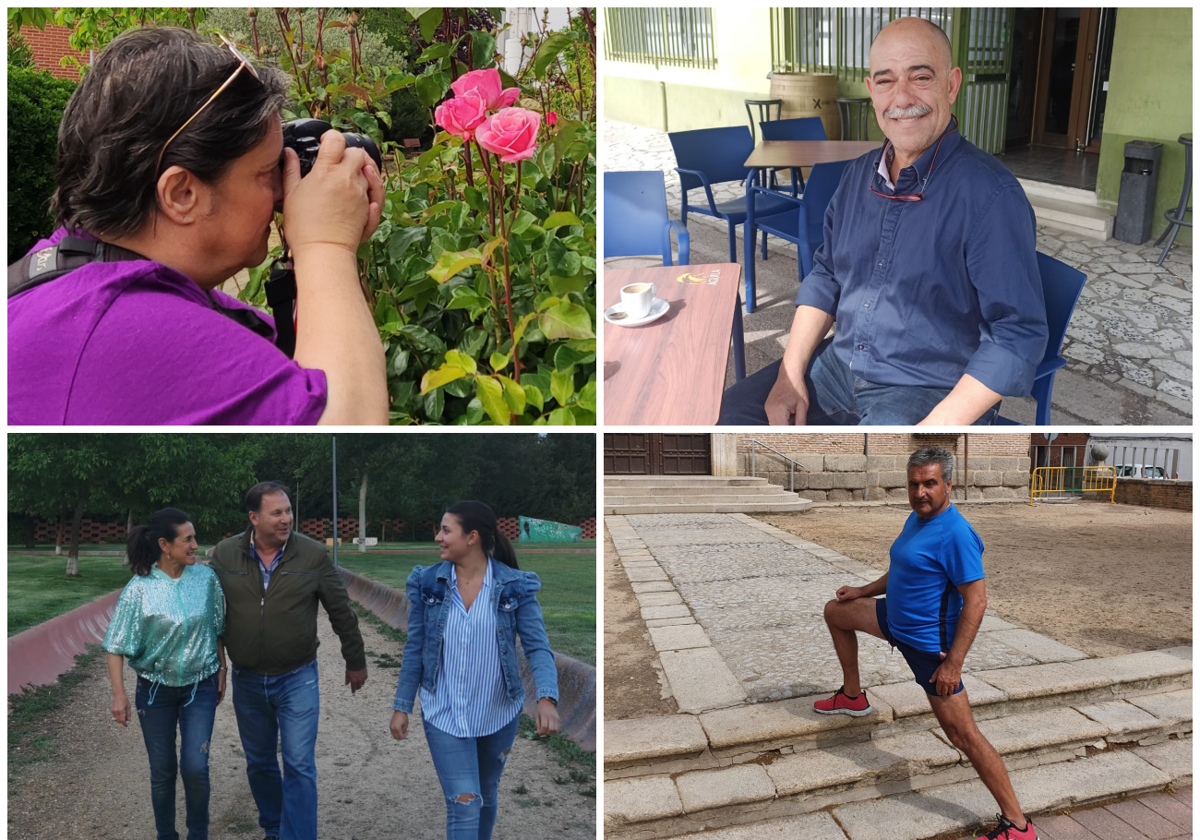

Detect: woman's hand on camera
[281, 130, 383, 259]
[536, 697, 560, 736]
[390, 710, 410, 740]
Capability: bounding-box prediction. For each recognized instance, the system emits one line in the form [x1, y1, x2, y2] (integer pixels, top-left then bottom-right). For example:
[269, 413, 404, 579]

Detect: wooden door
[604, 433, 652, 475]
[604, 434, 711, 475]
[1034, 8, 1101, 151]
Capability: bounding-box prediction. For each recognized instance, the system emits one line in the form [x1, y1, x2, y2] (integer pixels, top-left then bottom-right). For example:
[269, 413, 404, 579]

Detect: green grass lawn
[337, 550, 596, 665]
[7, 554, 136, 636]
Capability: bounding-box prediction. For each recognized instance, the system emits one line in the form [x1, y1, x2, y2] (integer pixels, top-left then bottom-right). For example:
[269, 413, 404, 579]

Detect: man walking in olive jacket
[212, 481, 367, 840]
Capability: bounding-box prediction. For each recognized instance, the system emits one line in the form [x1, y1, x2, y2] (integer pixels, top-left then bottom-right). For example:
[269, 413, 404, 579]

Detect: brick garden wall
[734, 434, 1030, 503]
[1113, 479, 1192, 511]
[18, 22, 87, 80]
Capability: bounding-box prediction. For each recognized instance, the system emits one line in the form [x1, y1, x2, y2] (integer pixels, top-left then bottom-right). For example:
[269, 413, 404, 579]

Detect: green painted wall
[1098, 7, 1192, 244]
[604, 76, 774, 133]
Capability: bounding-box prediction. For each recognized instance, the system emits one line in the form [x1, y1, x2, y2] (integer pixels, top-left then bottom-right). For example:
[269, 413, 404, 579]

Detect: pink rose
[435, 90, 486, 139]
[547, 110, 558, 126]
[475, 107, 541, 163]
[450, 68, 520, 111]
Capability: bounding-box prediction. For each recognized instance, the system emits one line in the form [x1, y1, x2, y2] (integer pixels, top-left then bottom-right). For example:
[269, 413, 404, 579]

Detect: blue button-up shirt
[795, 119, 1048, 396]
[249, 534, 285, 591]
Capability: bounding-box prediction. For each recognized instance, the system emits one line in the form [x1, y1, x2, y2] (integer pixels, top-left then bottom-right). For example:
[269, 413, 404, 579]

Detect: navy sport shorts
[876, 598, 964, 697]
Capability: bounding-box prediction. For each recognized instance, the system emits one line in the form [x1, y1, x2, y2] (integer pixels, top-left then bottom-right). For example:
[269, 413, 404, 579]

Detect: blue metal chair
[995, 252, 1087, 426]
[603, 170, 746, 381]
[742, 159, 851, 312]
[668, 125, 797, 265]
[758, 117, 827, 194]
[603, 171, 689, 266]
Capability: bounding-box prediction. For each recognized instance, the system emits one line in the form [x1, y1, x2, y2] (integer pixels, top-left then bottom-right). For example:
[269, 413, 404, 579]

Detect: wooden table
[744, 140, 880, 169]
[604, 263, 743, 426]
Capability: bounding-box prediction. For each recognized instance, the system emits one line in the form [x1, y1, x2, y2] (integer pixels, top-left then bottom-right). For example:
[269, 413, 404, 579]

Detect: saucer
[604, 297, 669, 327]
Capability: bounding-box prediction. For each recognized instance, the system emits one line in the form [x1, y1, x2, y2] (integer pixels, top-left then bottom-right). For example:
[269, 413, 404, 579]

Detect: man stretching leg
[815, 447, 1037, 840]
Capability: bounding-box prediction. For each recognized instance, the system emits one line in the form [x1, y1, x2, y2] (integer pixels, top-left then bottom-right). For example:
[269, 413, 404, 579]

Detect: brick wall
[734, 434, 1031, 503]
[18, 22, 88, 80]
[1113, 479, 1192, 511]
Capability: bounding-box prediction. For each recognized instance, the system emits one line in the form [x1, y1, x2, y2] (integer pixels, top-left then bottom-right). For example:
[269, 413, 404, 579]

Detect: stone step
[1027, 192, 1114, 241]
[606, 484, 787, 497]
[604, 694, 1191, 839]
[1018, 178, 1101, 208]
[605, 647, 1192, 779]
[609, 493, 808, 506]
[605, 499, 814, 515]
[616, 739, 1190, 840]
[605, 476, 772, 487]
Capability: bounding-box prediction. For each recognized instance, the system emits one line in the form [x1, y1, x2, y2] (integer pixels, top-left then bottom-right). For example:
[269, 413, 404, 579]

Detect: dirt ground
[8, 611, 595, 840]
[602, 527, 677, 721]
[759, 501, 1193, 658]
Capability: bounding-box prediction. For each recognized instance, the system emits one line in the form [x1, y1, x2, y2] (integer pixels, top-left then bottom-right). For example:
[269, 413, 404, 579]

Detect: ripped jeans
[422, 714, 520, 840]
[135, 673, 219, 840]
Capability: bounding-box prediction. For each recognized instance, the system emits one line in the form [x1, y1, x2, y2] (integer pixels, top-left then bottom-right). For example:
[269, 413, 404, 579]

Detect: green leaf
[548, 273, 588, 295]
[423, 386, 445, 421]
[476, 377, 510, 425]
[547, 237, 582, 276]
[463, 397, 485, 425]
[388, 226, 427, 262]
[547, 407, 577, 425]
[512, 312, 539, 347]
[577, 380, 597, 413]
[444, 349, 477, 375]
[447, 287, 485, 311]
[469, 31, 497, 69]
[415, 71, 451, 107]
[427, 249, 482, 284]
[533, 31, 574, 79]
[417, 43, 451, 63]
[498, 375, 526, 415]
[523, 384, 544, 413]
[554, 345, 593, 370]
[490, 352, 511, 372]
[415, 8, 444, 42]
[444, 376, 473, 398]
[398, 324, 445, 354]
[543, 211, 584, 229]
[510, 210, 538, 236]
[539, 301, 595, 340]
[550, 368, 575, 406]
[419, 365, 467, 395]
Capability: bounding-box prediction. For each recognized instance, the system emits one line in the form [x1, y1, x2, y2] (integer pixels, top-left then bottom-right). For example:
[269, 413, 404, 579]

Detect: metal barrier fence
[1029, 466, 1117, 505]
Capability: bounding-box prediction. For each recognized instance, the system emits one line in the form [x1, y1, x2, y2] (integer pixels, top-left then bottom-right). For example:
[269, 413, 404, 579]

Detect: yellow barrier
[1029, 466, 1116, 505]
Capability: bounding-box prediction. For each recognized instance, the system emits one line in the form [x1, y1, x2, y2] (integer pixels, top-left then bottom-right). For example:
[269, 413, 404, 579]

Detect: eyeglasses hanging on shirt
[869, 121, 959, 202]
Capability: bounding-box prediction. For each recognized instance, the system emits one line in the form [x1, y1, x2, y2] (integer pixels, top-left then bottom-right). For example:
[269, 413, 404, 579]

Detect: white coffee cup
[621, 282, 657, 319]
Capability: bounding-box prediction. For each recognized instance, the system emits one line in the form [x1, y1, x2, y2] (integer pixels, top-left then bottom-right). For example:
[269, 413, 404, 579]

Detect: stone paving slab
[659, 647, 748, 713]
[643, 604, 692, 621]
[952, 707, 1109, 757]
[604, 775, 683, 826]
[973, 661, 1113, 700]
[1127, 689, 1194, 729]
[631, 581, 677, 594]
[1073, 649, 1194, 683]
[831, 750, 1172, 840]
[767, 731, 959, 796]
[670, 811, 850, 840]
[650, 624, 712, 652]
[675, 762, 775, 812]
[698, 691, 895, 749]
[986, 628, 1089, 663]
[871, 674, 1009, 718]
[1132, 738, 1193, 782]
[637, 591, 684, 608]
[1075, 699, 1167, 741]
[646, 616, 697, 628]
[624, 565, 669, 582]
[605, 715, 709, 764]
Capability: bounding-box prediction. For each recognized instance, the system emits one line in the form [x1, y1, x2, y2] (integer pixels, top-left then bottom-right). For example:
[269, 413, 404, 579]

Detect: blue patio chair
[604, 171, 689, 266]
[742, 159, 851, 312]
[668, 125, 797, 265]
[603, 170, 746, 380]
[758, 116, 827, 194]
[994, 252, 1087, 426]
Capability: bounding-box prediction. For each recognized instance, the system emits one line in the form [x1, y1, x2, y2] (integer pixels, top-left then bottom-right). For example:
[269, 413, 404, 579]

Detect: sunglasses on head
[155, 33, 261, 176]
[868, 122, 958, 202]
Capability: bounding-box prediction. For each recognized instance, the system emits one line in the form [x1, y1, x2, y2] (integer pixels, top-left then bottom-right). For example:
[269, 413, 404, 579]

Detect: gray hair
[907, 447, 954, 483]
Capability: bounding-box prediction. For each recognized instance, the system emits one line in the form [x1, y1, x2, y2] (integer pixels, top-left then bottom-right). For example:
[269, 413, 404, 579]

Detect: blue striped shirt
[249, 534, 285, 591]
[419, 560, 524, 737]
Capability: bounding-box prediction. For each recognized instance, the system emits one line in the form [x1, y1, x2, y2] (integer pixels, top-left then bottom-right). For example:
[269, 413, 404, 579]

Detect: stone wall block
[866, 455, 898, 471]
[886, 487, 909, 500]
[1002, 470, 1031, 487]
[825, 454, 867, 472]
[806, 472, 835, 490]
[832, 472, 868, 490]
[827, 489, 854, 502]
[798, 490, 828, 502]
[973, 471, 1002, 487]
[877, 471, 909, 488]
[866, 487, 888, 501]
[992, 456, 1025, 471]
[982, 486, 1019, 499]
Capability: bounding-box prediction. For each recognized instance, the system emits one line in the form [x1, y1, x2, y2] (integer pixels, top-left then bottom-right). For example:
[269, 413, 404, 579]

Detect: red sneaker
[975, 815, 1038, 840]
[813, 686, 872, 716]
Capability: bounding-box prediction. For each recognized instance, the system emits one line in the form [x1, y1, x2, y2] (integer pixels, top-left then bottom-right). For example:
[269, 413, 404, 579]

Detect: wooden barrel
[769, 73, 841, 141]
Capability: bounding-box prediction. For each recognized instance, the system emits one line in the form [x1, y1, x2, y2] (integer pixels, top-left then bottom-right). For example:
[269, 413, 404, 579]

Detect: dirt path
[603, 526, 676, 721]
[759, 502, 1192, 657]
[8, 610, 595, 840]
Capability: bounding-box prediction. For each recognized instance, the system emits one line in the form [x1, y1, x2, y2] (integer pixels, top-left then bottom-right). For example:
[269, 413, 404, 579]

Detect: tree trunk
[358, 471, 369, 553]
[24, 515, 36, 549]
[55, 507, 66, 556]
[66, 493, 87, 577]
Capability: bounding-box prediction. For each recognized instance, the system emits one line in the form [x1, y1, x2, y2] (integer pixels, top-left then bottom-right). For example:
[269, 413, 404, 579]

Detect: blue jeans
[423, 714, 520, 840]
[718, 338, 1000, 425]
[231, 660, 320, 840]
[135, 674, 219, 840]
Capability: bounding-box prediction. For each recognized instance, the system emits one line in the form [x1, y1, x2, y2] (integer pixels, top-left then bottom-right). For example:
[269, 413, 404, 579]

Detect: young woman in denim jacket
[104, 508, 226, 840]
[390, 500, 560, 840]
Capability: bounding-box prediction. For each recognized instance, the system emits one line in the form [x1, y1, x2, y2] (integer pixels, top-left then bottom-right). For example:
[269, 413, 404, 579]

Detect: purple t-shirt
[9, 229, 327, 425]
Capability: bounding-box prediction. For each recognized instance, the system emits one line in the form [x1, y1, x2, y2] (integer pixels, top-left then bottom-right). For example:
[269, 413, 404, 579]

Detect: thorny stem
[475, 144, 504, 349]
[498, 159, 522, 380]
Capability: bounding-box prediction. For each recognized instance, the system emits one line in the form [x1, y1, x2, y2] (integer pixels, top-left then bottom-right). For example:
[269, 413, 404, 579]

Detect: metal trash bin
[1114, 140, 1163, 244]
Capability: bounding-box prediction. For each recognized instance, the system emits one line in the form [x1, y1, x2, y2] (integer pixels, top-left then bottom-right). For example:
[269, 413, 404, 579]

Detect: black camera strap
[8, 236, 285, 351]
[264, 259, 298, 359]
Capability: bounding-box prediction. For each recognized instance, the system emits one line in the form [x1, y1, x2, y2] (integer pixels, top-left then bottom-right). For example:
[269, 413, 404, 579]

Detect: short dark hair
[53, 26, 288, 238]
[907, 447, 954, 482]
[245, 481, 291, 513]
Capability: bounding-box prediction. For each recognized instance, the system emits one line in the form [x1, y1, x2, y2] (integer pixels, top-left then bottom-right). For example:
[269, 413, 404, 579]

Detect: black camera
[282, 118, 382, 177]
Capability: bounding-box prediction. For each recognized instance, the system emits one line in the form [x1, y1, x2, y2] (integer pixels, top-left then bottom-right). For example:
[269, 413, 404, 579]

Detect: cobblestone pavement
[621, 513, 1084, 704]
[604, 119, 1193, 424]
[982, 787, 1192, 840]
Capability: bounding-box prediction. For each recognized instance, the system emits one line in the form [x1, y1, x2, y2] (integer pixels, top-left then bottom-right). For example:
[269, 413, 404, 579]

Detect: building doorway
[603, 434, 711, 475]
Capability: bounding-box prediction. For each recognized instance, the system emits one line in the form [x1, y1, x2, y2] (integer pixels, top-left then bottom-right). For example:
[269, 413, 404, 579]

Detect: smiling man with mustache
[719, 18, 1049, 426]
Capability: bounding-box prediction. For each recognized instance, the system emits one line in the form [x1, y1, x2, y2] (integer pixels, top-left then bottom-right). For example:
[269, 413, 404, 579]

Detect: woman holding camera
[9, 26, 386, 425]
[390, 501, 560, 840]
[104, 508, 226, 840]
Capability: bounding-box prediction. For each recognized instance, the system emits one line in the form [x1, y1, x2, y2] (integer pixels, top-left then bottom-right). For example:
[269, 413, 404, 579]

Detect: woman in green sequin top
[103, 508, 226, 840]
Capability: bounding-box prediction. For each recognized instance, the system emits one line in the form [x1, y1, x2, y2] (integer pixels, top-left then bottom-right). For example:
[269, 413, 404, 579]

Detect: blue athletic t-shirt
[884, 504, 985, 653]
